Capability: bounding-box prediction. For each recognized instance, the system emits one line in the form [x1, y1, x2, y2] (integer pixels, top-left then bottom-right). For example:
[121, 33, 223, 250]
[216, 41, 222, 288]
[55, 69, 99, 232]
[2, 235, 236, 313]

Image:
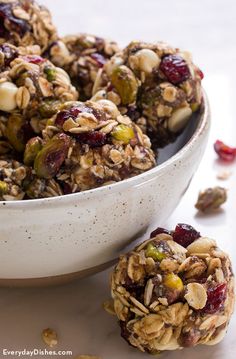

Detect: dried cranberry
[214, 140, 236, 162]
[0, 3, 30, 37]
[90, 53, 106, 68]
[150, 227, 172, 238]
[55, 105, 94, 127]
[55, 108, 81, 127]
[203, 283, 227, 314]
[76, 131, 107, 147]
[0, 44, 18, 66]
[59, 182, 72, 195]
[23, 55, 45, 64]
[197, 68, 204, 80]
[160, 54, 190, 85]
[173, 223, 200, 248]
[68, 106, 83, 118]
[107, 83, 114, 92]
[55, 110, 72, 127]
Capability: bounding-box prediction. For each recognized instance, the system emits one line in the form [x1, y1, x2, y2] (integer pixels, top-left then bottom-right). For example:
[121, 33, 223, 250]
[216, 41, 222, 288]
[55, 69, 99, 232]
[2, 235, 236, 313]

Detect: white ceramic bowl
[0, 91, 210, 286]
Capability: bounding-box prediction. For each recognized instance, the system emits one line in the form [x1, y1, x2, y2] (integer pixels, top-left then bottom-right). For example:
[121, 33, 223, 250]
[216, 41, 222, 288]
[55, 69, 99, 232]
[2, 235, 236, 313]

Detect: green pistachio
[190, 102, 200, 112]
[163, 273, 184, 291]
[0, 180, 8, 195]
[145, 243, 167, 261]
[44, 66, 56, 82]
[6, 113, 29, 152]
[34, 133, 71, 179]
[111, 124, 135, 144]
[111, 65, 138, 105]
[38, 99, 61, 118]
[23, 137, 43, 166]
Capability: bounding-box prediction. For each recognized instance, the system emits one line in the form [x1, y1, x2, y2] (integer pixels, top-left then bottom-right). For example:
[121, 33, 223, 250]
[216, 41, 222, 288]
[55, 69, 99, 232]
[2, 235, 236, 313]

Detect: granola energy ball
[93, 41, 203, 147]
[24, 99, 156, 198]
[47, 33, 119, 100]
[0, 0, 57, 51]
[110, 224, 234, 353]
[0, 49, 78, 152]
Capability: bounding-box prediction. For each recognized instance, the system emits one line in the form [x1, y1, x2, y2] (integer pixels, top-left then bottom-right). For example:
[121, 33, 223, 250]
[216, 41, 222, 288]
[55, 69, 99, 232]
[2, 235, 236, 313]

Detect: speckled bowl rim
[0, 90, 209, 209]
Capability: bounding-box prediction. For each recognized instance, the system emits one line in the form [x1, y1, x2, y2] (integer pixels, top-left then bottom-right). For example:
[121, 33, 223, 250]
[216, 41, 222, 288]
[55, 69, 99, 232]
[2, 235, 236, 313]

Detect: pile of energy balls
[0, 0, 203, 200]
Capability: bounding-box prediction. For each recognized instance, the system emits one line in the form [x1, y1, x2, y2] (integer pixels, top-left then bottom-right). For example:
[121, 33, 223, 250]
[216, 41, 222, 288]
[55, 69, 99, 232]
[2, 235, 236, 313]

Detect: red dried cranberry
[107, 83, 114, 92]
[90, 53, 106, 68]
[76, 131, 107, 147]
[55, 107, 82, 127]
[173, 223, 200, 248]
[214, 140, 236, 162]
[0, 44, 18, 66]
[58, 181, 72, 195]
[150, 227, 172, 238]
[55, 110, 72, 127]
[23, 55, 45, 64]
[197, 68, 204, 80]
[203, 283, 227, 314]
[55, 105, 94, 127]
[160, 54, 190, 85]
[0, 3, 30, 37]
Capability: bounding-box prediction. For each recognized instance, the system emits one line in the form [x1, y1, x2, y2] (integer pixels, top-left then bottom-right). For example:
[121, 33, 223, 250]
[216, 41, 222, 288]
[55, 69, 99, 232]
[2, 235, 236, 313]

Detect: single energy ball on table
[92, 41, 203, 147]
[0, 0, 57, 51]
[47, 33, 119, 100]
[24, 99, 156, 198]
[0, 47, 78, 154]
[110, 224, 234, 354]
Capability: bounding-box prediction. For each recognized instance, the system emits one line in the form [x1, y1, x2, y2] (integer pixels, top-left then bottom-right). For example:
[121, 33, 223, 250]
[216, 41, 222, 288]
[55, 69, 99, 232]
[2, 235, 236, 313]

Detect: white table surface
[0, 0, 236, 358]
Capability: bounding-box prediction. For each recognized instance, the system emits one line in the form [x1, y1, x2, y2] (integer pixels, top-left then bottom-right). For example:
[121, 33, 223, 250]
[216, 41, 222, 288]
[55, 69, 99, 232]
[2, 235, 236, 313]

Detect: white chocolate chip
[97, 99, 120, 118]
[104, 55, 123, 76]
[0, 82, 18, 112]
[130, 49, 161, 73]
[184, 283, 207, 309]
[187, 237, 216, 255]
[90, 89, 107, 102]
[168, 106, 192, 133]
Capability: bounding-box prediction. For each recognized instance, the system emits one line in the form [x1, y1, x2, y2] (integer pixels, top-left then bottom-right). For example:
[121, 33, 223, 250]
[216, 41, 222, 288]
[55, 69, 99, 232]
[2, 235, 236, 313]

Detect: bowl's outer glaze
[0, 93, 210, 281]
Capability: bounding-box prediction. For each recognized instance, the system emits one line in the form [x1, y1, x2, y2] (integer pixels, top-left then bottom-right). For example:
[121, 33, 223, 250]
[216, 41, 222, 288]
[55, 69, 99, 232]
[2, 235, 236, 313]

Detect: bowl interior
[158, 110, 200, 164]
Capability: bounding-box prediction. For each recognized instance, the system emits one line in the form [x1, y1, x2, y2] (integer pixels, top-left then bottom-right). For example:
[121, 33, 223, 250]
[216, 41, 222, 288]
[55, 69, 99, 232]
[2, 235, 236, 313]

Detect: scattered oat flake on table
[214, 140, 236, 162]
[41, 328, 58, 347]
[217, 170, 232, 180]
[195, 186, 227, 212]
